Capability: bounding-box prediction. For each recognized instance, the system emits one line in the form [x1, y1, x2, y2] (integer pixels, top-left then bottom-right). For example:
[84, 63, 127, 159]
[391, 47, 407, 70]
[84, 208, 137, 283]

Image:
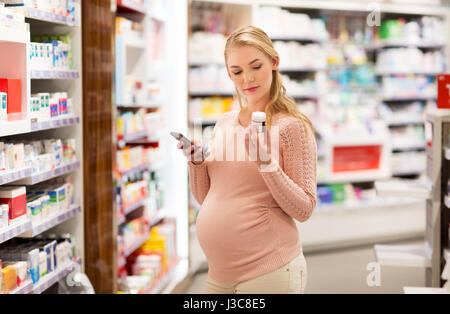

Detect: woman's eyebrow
[230, 59, 260, 68]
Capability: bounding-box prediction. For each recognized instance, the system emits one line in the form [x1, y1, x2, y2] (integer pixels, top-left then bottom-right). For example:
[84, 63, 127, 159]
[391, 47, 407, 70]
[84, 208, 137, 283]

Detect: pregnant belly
[196, 201, 272, 263]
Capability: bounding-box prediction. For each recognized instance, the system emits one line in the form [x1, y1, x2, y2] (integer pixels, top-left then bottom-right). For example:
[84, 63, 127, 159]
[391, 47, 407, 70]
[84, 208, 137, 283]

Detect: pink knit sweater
[188, 110, 317, 283]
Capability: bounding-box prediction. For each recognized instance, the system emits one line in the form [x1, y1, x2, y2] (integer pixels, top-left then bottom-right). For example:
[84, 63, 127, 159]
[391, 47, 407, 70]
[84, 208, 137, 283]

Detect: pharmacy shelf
[270, 35, 322, 42]
[317, 172, 390, 185]
[386, 118, 424, 127]
[445, 147, 450, 160]
[30, 115, 80, 132]
[315, 197, 422, 214]
[123, 196, 148, 216]
[11, 160, 80, 185]
[374, 244, 431, 268]
[0, 219, 32, 245]
[375, 70, 441, 76]
[0, 116, 80, 138]
[382, 96, 436, 102]
[118, 163, 151, 184]
[0, 27, 30, 44]
[23, 7, 77, 26]
[189, 117, 219, 126]
[9, 280, 33, 295]
[145, 257, 181, 294]
[118, 131, 148, 144]
[117, 102, 161, 109]
[30, 69, 80, 79]
[117, 0, 147, 14]
[445, 195, 450, 209]
[0, 120, 31, 138]
[149, 208, 166, 227]
[279, 66, 327, 72]
[375, 179, 432, 199]
[124, 231, 150, 257]
[20, 204, 81, 237]
[0, 167, 32, 186]
[289, 92, 319, 99]
[33, 258, 82, 294]
[299, 198, 425, 252]
[369, 39, 445, 50]
[189, 61, 225, 67]
[392, 169, 425, 177]
[392, 143, 427, 151]
[189, 90, 234, 97]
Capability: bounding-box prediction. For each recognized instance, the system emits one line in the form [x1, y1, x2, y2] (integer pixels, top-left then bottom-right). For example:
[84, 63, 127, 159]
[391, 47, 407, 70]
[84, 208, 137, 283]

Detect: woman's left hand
[244, 125, 272, 165]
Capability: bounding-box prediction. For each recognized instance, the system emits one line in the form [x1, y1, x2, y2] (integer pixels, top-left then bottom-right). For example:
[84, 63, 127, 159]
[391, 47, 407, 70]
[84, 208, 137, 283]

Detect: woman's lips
[244, 86, 259, 93]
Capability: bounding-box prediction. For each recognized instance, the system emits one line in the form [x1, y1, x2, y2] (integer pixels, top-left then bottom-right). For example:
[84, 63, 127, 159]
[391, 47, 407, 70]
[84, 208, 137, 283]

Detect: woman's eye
[233, 71, 241, 75]
[254, 65, 262, 70]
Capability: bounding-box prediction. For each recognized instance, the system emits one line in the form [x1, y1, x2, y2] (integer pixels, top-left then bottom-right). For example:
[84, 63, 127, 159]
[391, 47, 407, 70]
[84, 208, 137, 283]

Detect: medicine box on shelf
[0, 186, 27, 224]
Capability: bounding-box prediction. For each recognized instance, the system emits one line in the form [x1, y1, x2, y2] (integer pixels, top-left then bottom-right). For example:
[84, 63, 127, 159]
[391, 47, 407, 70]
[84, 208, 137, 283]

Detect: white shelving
[299, 198, 425, 252]
[0, 219, 32, 245]
[375, 179, 432, 199]
[30, 115, 80, 132]
[9, 280, 33, 294]
[149, 208, 166, 226]
[124, 231, 150, 257]
[30, 69, 80, 80]
[0, 167, 32, 185]
[19, 205, 82, 237]
[23, 7, 77, 26]
[123, 197, 148, 216]
[32, 258, 82, 294]
[11, 160, 80, 185]
[374, 244, 431, 268]
[0, 27, 30, 44]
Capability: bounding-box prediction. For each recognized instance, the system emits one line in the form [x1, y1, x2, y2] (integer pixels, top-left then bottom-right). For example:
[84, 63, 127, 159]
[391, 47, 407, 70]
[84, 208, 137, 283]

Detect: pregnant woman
[177, 25, 317, 294]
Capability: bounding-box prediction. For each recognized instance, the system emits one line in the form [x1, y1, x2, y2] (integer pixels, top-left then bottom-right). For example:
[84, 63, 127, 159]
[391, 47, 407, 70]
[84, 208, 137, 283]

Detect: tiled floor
[184, 238, 426, 294]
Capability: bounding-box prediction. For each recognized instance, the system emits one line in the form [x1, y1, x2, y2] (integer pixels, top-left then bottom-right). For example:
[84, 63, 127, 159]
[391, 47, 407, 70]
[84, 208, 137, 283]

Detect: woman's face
[226, 45, 279, 106]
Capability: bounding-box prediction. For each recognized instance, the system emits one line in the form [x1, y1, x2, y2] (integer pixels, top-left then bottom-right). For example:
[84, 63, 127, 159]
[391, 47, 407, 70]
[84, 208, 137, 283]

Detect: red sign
[437, 74, 450, 109]
[333, 145, 382, 173]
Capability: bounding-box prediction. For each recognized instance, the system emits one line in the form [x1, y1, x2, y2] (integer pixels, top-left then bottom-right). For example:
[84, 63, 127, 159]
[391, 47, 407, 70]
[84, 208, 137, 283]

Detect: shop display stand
[374, 110, 450, 291]
[114, 0, 189, 294]
[0, 1, 84, 294]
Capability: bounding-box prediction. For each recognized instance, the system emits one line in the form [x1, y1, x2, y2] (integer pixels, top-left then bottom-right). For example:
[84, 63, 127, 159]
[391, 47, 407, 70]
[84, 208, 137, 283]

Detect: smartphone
[170, 131, 199, 153]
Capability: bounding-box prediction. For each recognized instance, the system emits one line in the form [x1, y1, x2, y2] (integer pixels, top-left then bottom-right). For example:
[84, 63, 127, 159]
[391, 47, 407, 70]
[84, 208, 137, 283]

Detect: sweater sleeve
[260, 118, 317, 222]
[188, 161, 210, 205]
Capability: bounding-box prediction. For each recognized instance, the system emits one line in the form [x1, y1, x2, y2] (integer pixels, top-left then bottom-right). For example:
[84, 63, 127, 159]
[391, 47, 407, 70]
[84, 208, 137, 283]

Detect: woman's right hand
[177, 139, 204, 165]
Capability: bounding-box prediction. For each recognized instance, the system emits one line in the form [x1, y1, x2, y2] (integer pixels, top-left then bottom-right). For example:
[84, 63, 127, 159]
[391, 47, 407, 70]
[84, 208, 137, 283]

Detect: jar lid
[251, 111, 266, 123]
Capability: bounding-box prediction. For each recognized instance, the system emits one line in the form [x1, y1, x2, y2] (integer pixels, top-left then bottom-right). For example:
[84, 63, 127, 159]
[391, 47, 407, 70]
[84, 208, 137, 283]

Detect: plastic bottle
[251, 112, 266, 133]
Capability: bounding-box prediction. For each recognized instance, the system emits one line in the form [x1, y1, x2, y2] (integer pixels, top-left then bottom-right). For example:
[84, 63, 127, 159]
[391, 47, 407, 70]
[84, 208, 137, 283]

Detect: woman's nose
[244, 72, 254, 83]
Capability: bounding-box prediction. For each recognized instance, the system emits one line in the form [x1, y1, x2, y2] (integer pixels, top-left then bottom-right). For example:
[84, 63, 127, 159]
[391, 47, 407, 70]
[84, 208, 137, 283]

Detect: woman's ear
[272, 56, 280, 71]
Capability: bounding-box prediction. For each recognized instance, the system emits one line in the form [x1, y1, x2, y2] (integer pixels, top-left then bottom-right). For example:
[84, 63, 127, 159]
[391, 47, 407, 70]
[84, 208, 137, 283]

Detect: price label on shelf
[437, 74, 450, 109]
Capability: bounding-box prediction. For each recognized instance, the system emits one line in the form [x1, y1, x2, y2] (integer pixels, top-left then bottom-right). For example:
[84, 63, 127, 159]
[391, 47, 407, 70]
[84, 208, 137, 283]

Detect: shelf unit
[0, 1, 84, 295]
[113, 0, 189, 294]
[373, 110, 450, 289]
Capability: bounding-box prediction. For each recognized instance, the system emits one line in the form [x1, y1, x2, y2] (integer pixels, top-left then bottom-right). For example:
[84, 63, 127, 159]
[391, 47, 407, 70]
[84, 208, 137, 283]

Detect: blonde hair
[224, 25, 314, 134]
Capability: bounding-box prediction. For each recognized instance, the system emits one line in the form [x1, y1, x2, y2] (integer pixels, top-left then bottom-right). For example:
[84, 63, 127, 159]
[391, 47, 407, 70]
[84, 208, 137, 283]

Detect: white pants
[203, 253, 307, 294]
